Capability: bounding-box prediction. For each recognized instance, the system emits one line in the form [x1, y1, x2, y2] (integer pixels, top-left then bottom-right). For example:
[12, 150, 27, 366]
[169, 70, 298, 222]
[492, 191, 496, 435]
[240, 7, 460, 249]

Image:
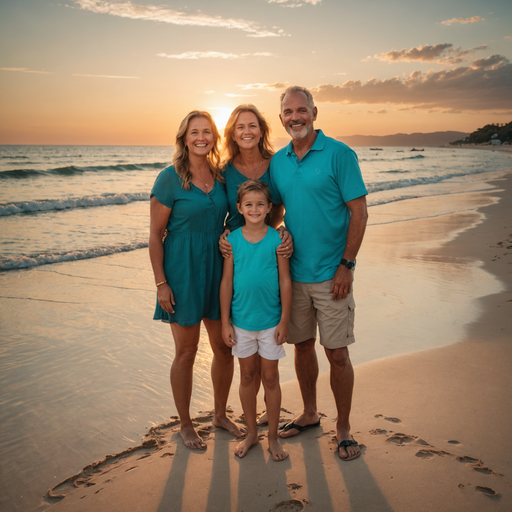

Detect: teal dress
[151, 166, 228, 326]
[223, 161, 276, 232]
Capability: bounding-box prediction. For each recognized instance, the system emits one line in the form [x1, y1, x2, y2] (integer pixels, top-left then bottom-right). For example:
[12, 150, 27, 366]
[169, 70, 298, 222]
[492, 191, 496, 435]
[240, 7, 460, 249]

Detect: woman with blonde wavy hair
[150, 110, 246, 450]
[220, 104, 293, 426]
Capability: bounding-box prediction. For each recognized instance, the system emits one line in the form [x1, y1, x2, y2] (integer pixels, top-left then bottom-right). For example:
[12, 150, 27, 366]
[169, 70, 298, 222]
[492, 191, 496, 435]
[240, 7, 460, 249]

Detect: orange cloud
[312, 58, 512, 111]
[73, 0, 285, 37]
[237, 82, 289, 90]
[441, 16, 484, 25]
[158, 52, 273, 60]
[1, 67, 51, 74]
[374, 44, 487, 65]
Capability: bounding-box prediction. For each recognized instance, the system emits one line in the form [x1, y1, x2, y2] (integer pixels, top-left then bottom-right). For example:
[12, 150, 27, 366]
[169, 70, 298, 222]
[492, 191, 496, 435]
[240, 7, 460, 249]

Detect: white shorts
[232, 325, 286, 360]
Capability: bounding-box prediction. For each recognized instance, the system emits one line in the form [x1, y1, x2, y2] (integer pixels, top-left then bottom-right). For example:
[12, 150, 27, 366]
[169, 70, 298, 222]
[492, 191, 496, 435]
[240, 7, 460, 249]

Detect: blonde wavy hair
[222, 105, 274, 166]
[172, 110, 223, 190]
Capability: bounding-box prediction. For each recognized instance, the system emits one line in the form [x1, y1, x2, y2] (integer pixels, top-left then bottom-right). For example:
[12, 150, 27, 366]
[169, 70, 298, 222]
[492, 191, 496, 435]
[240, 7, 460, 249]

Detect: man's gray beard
[286, 125, 310, 141]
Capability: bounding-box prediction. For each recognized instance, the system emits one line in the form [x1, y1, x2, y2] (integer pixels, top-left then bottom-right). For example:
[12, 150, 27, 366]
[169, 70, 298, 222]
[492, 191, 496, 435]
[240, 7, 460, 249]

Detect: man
[270, 86, 368, 461]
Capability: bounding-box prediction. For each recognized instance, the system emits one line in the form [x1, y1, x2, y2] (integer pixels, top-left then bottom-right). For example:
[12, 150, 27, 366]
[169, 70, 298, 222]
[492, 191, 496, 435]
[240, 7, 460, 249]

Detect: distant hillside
[336, 131, 469, 147]
[451, 122, 512, 145]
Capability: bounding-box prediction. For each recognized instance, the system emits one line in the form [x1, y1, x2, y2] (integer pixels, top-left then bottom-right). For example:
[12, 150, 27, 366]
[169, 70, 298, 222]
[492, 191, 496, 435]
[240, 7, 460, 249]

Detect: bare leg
[324, 346, 360, 460]
[169, 322, 206, 450]
[279, 338, 320, 438]
[253, 356, 269, 426]
[235, 354, 260, 458]
[261, 358, 288, 461]
[203, 318, 246, 437]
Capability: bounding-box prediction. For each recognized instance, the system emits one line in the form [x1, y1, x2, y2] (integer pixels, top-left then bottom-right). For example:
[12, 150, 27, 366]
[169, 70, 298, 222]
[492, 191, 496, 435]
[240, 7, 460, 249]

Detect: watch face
[341, 258, 355, 269]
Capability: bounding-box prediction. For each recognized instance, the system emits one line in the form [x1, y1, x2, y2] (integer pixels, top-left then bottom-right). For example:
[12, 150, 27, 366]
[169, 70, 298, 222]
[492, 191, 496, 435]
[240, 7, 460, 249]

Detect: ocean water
[1, 144, 511, 270]
[1, 144, 511, 512]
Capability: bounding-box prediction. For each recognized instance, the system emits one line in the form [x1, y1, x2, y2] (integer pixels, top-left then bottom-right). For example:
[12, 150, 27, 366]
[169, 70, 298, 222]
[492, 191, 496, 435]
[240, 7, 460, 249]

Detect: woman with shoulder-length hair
[150, 110, 246, 450]
[220, 104, 293, 426]
[222, 104, 282, 233]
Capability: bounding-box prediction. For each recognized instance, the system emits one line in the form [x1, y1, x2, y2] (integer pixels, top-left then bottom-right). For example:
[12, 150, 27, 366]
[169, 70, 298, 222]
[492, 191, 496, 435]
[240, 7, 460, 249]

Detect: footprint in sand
[475, 486, 498, 496]
[416, 448, 503, 476]
[287, 483, 303, 490]
[369, 428, 387, 435]
[269, 499, 306, 511]
[374, 414, 401, 423]
[386, 433, 429, 446]
[448, 440, 461, 445]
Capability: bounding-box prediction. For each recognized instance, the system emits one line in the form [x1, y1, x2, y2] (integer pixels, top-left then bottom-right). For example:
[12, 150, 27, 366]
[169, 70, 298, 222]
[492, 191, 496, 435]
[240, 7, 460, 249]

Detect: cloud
[471, 54, 509, 69]
[375, 44, 453, 62]
[0, 67, 51, 74]
[504, 36, 512, 40]
[374, 43, 487, 65]
[225, 93, 257, 97]
[204, 90, 215, 94]
[267, 0, 321, 5]
[237, 82, 289, 90]
[366, 109, 388, 114]
[72, 0, 284, 37]
[157, 51, 273, 60]
[72, 73, 139, 78]
[311, 57, 512, 111]
[441, 16, 484, 25]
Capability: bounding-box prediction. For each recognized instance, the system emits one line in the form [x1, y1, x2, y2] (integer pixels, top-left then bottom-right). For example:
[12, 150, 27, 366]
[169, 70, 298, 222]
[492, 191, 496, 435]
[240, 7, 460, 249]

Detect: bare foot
[256, 410, 268, 426]
[235, 432, 259, 458]
[213, 415, 247, 438]
[180, 424, 207, 450]
[269, 437, 289, 462]
[337, 428, 361, 461]
[278, 413, 320, 438]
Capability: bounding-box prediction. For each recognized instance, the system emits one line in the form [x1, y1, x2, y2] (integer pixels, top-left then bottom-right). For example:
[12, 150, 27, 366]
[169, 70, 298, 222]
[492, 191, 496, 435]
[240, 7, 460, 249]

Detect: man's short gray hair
[280, 86, 315, 112]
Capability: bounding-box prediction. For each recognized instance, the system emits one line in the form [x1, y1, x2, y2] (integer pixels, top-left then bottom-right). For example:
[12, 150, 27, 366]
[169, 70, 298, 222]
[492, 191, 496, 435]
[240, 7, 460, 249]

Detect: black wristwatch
[340, 258, 355, 270]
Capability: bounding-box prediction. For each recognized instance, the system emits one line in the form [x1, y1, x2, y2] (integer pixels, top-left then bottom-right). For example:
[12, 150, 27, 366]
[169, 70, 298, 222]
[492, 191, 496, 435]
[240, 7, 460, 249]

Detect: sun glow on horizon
[213, 107, 233, 132]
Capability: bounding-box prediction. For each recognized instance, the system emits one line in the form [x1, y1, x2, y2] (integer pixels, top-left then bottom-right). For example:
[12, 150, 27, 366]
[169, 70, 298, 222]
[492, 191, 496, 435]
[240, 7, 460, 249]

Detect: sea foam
[0, 193, 150, 216]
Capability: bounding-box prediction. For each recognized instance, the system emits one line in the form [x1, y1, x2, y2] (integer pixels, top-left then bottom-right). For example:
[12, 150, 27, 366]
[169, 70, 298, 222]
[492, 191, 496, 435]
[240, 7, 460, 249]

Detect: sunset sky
[1, 0, 511, 145]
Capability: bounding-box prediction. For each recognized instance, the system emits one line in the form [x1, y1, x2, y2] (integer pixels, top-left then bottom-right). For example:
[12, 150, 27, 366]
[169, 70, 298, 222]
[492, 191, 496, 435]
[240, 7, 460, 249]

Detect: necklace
[239, 158, 264, 179]
[191, 168, 213, 193]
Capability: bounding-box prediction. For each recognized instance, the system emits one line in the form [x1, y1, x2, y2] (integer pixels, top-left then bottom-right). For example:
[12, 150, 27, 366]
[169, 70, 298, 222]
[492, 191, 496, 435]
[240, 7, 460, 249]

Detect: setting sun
[213, 107, 233, 133]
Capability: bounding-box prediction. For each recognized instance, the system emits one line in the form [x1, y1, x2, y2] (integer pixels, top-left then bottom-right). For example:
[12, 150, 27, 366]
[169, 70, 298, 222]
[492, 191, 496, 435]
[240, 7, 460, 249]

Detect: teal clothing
[223, 161, 279, 232]
[151, 166, 228, 326]
[269, 130, 367, 283]
[228, 227, 282, 331]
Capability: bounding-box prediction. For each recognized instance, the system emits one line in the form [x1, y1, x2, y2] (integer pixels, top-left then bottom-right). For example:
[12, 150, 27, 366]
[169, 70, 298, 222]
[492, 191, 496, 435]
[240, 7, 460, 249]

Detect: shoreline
[43, 172, 512, 512]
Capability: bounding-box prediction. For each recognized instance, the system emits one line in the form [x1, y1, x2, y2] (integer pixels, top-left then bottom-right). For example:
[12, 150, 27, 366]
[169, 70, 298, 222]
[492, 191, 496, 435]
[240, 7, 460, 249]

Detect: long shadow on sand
[236, 439, 291, 510]
[206, 430, 233, 511]
[335, 449, 394, 512]
[156, 434, 195, 512]
[283, 433, 335, 511]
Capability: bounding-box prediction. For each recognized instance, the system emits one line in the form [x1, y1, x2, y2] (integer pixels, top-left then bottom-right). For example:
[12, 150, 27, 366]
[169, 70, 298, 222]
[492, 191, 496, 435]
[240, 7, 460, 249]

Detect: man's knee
[325, 346, 351, 368]
[294, 337, 316, 357]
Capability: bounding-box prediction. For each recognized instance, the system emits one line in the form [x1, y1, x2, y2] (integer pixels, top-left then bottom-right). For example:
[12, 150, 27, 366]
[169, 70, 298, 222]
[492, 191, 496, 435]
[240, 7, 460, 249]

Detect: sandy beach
[32, 171, 511, 512]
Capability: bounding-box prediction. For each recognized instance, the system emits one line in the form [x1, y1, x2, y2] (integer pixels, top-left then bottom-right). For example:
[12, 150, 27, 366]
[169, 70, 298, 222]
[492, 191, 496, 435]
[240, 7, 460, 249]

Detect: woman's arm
[275, 254, 292, 345]
[219, 256, 236, 347]
[270, 204, 293, 258]
[149, 196, 175, 313]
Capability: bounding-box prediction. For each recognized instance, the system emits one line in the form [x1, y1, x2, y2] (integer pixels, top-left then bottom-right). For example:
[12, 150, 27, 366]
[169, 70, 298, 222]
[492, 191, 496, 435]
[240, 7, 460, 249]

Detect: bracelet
[156, 280, 167, 287]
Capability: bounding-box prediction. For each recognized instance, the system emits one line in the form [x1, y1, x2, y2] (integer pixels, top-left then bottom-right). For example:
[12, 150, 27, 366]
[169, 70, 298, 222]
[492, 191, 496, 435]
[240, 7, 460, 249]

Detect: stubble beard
[286, 123, 311, 141]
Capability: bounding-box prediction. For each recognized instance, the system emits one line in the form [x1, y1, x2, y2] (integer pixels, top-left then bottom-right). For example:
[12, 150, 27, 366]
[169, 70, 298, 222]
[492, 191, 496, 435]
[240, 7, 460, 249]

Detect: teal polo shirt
[269, 130, 367, 283]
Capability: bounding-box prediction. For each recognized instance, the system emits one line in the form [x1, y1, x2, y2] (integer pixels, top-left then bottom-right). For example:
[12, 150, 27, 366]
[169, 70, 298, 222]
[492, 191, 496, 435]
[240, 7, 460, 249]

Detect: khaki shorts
[288, 278, 356, 349]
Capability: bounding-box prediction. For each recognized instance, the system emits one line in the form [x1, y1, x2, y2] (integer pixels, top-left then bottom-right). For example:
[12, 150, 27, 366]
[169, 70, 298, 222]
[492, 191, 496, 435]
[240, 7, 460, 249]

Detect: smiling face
[237, 190, 272, 226]
[185, 116, 214, 157]
[232, 111, 262, 151]
[280, 91, 318, 142]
